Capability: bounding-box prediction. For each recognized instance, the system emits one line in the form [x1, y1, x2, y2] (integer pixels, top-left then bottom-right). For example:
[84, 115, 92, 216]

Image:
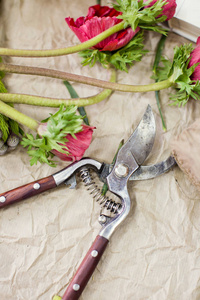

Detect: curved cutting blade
[117, 105, 156, 166]
[129, 155, 176, 181]
[99, 156, 176, 183]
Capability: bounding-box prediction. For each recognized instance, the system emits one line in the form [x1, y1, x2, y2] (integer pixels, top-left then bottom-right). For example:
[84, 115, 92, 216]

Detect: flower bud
[0, 144, 8, 155]
[188, 36, 200, 81]
[143, 0, 177, 21]
[7, 134, 20, 147]
[51, 125, 95, 162]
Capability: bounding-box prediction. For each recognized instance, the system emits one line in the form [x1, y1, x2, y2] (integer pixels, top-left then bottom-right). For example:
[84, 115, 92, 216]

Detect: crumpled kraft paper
[0, 1, 200, 300]
[171, 118, 200, 192]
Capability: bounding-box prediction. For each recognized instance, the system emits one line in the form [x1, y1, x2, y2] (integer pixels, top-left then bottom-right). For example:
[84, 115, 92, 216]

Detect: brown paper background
[0, 1, 200, 299]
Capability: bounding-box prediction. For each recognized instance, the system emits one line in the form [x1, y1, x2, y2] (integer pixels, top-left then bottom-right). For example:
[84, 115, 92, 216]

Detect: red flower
[143, 0, 177, 21]
[188, 37, 200, 81]
[51, 125, 95, 162]
[65, 5, 139, 52]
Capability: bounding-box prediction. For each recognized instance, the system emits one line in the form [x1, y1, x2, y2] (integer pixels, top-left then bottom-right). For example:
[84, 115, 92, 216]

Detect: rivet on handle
[33, 183, 40, 190]
[73, 284, 80, 291]
[91, 250, 98, 257]
[0, 196, 6, 203]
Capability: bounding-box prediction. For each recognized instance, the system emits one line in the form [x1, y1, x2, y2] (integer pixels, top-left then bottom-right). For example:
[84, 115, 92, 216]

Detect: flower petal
[52, 125, 95, 162]
[65, 5, 136, 52]
[101, 27, 140, 51]
[188, 36, 200, 81]
[87, 4, 121, 18]
[143, 0, 177, 21]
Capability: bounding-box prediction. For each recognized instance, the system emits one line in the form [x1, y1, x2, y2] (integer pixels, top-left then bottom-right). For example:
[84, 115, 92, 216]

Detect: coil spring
[80, 167, 121, 214]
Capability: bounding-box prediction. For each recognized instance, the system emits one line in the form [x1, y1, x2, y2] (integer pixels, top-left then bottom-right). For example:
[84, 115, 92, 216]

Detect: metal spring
[79, 167, 121, 214]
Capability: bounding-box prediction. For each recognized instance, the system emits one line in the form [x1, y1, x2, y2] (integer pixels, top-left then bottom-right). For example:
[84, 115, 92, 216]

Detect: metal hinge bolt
[115, 163, 129, 178]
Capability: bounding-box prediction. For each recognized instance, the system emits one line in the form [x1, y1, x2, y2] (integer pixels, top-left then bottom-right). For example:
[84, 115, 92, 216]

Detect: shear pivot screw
[115, 164, 129, 177]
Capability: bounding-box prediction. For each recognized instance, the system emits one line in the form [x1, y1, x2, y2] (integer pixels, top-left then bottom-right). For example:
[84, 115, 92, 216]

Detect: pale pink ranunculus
[143, 0, 177, 21]
[51, 125, 95, 162]
[65, 4, 139, 52]
[188, 36, 200, 81]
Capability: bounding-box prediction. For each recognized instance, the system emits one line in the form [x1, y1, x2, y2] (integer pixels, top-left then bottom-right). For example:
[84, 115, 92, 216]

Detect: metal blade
[129, 155, 176, 181]
[99, 155, 176, 183]
[105, 105, 156, 197]
[116, 105, 156, 166]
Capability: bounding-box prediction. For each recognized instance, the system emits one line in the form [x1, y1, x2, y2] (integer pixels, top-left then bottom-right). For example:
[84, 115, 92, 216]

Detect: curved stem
[0, 100, 38, 130]
[0, 62, 174, 93]
[0, 69, 116, 107]
[0, 22, 125, 57]
[0, 89, 112, 107]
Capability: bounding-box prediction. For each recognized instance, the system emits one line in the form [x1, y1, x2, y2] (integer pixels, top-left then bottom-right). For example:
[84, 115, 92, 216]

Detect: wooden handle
[62, 235, 109, 300]
[0, 175, 57, 208]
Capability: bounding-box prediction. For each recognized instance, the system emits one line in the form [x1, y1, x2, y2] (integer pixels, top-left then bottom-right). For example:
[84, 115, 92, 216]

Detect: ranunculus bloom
[188, 36, 200, 81]
[51, 125, 95, 162]
[143, 0, 177, 21]
[65, 5, 139, 51]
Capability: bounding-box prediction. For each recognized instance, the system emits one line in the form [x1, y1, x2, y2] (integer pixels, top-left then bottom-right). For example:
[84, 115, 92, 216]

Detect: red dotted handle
[0, 175, 57, 208]
[62, 235, 109, 300]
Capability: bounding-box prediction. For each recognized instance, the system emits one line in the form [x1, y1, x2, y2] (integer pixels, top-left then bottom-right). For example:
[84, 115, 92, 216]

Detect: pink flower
[51, 125, 95, 162]
[143, 0, 177, 21]
[188, 36, 200, 81]
[65, 5, 139, 52]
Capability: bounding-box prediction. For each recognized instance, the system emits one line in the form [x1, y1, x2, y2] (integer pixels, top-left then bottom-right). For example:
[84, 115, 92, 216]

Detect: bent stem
[0, 68, 116, 107]
[0, 100, 38, 130]
[0, 22, 125, 57]
[0, 62, 174, 94]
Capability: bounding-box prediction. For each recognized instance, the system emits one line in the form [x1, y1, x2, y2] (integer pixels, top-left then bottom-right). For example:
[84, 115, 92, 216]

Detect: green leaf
[154, 42, 200, 106]
[63, 81, 90, 125]
[80, 31, 148, 72]
[8, 119, 20, 136]
[0, 79, 23, 140]
[152, 34, 168, 131]
[22, 104, 86, 166]
[0, 114, 9, 142]
[21, 135, 57, 167]
[0, 57, 5, 79]
[113, 0, 168, 34]
[152, 56, 172, 82]
[0, 80, 7, 93]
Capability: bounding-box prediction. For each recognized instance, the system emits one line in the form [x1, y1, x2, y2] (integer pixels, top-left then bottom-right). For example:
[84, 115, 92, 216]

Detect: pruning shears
[0, 105, 176, 299]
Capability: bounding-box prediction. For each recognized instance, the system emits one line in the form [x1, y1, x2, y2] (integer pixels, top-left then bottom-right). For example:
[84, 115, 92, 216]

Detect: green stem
[0, 62, 174, 93]
[155, 90, 166, 131]
[0, 68, 116, 107]
[0, 100, 38, 130]
[153, 34, 167, 131]
[63, 81, 90, 125]
[0, 89, 113, 107]
[0, 22, 125, 57]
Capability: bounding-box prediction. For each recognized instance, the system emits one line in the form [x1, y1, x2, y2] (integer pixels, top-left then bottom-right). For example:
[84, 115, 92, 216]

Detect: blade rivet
[73, 284, 80, 291]
[115, 164, 129, 177]
[98, 215, 107, 224]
